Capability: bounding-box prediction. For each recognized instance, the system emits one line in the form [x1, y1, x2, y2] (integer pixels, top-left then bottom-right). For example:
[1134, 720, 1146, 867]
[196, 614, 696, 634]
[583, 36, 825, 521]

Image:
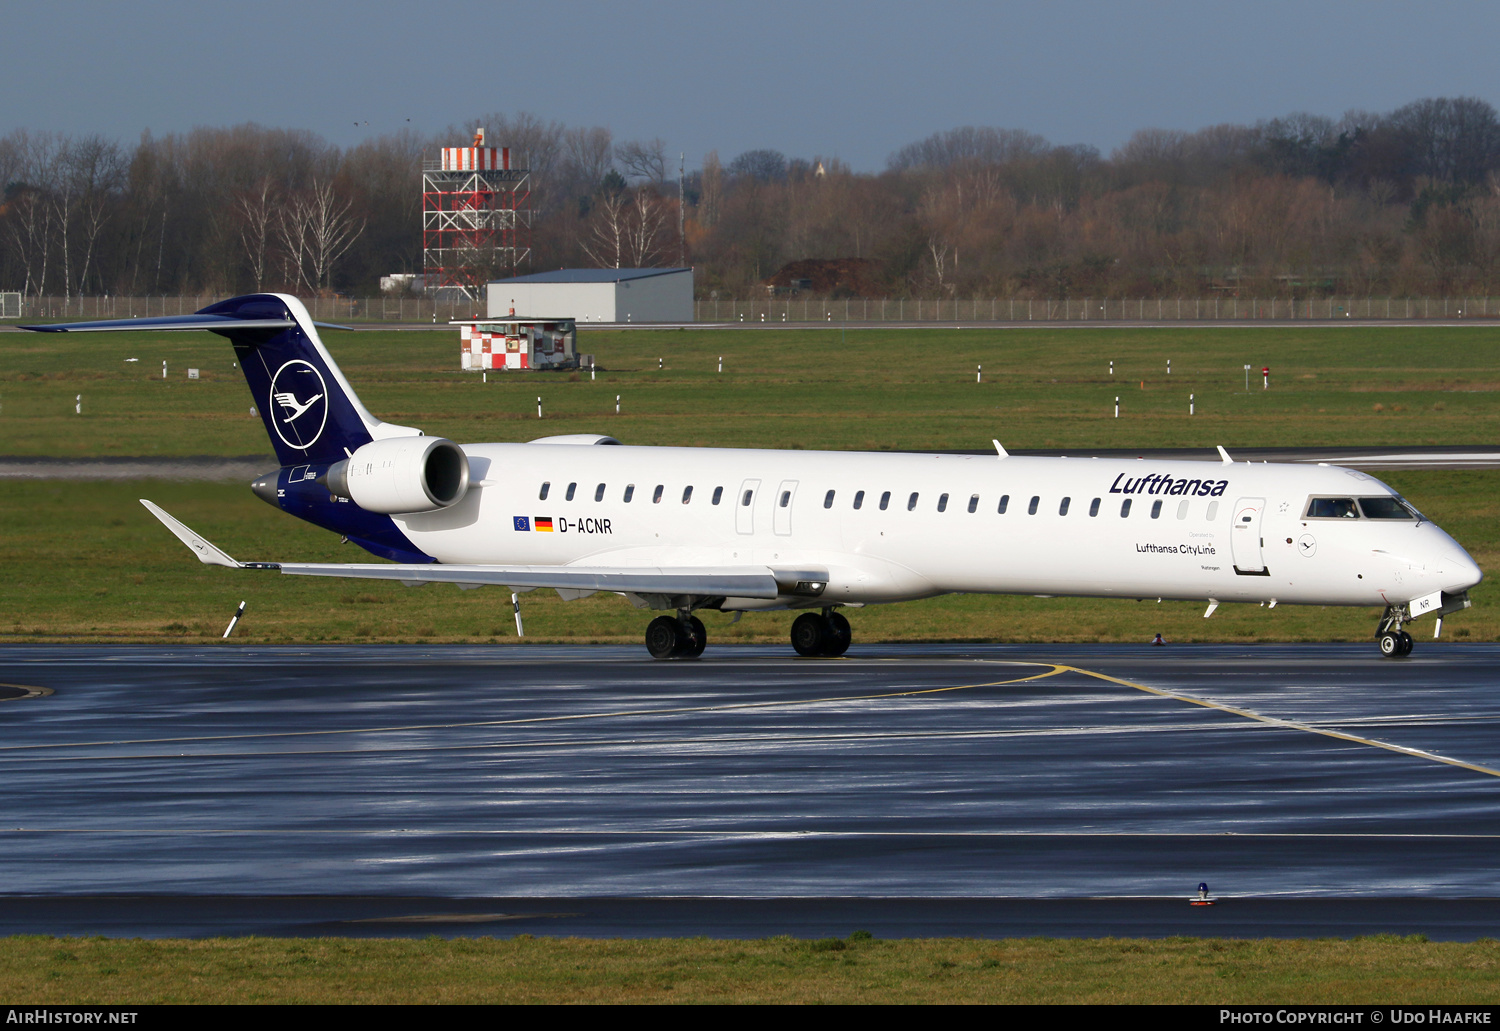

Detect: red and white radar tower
[422, 128, 531, 297]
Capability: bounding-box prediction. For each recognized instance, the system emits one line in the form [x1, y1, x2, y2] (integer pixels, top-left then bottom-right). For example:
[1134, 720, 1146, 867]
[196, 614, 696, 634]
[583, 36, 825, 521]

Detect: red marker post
[1262, 366, 1270, 390]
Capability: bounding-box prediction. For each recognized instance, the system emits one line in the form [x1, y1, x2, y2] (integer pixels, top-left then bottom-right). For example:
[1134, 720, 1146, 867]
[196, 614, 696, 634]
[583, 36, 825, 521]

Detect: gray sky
[7, 0, 1500, 171]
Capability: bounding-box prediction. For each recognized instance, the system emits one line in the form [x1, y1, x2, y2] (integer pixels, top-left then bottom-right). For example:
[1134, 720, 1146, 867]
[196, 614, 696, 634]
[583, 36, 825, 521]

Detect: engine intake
[325, 437, 469, 514]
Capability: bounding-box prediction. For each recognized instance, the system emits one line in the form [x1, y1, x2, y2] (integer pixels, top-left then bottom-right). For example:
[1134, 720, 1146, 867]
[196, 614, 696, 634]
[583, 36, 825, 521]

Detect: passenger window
[1177, 499, 1189, 520]
[1027, 496, 1039, 515]
[742, 489, 753, 506]
[712, 486, 723, 505]
[998, 494, 1009, 514]
[653, 484, 664, 504]
[682, 486, 693, 504]
[937, 493, 948, 512]
[1151, 500, 1162, 519]
[595, 483, 606, 502]
[780, 490, 791, 508]
[539, 481, 550, 501]
[968, 494, 979, 513]
[853, 490, 865, 510]
[824, 489, 835, 509]
[1206, 500, 1218, 521]
[907, 492, 919, 511]
[880, 491, 891, 511]
[1059, 497, 1071, 516]
[1306, 497, 1360, 519]
[623, 484, 635, 503]
[1089, 497, 1100, 517]
[1120, 499, 1132, 517]
[566, 482, 577, 501]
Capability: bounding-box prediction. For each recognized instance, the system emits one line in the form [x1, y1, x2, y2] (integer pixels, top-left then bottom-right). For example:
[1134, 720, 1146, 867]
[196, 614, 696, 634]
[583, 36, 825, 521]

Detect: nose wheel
[1378, 629, 1413, 657]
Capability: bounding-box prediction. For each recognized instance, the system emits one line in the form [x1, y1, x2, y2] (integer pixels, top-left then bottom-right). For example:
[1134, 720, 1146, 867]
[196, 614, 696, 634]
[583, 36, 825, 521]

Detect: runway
[1, 643, 1498, 939]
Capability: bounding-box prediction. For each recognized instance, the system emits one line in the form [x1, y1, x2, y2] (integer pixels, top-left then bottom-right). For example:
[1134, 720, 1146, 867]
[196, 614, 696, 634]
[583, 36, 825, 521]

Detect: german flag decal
[535, 517, 554, 532]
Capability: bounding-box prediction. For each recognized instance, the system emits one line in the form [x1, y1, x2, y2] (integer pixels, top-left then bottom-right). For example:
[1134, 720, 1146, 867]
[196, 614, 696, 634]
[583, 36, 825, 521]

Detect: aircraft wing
[140, 499, 791, 599]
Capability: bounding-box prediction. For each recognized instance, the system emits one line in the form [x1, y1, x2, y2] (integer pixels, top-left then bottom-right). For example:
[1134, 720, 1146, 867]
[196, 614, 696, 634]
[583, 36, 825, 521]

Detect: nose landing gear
[1378, 629, 1413, 657]
[1376, 605, 1414, 657]
[791, 609, 851, 657]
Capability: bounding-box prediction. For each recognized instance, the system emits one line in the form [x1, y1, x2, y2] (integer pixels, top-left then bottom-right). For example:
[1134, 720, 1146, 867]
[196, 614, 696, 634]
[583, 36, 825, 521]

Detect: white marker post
[977, 364, 982, 383]
[75, 394, 81, 415]
[222, 601, 246, 639]
[1190, 393, 1195, 416]
[615, 394, 620, 414]
[1167, 359, 1171, 375]
[1110, 360, 1114, 376]
[1244, 364, 1251, 391]
[537, 396, 542, 419]
[658, 357, 663, 370]
[1114, 396, 1119, 418]
[162, 361, 168, 379]
[512, 593, 524, 636]
[718, 356, 723, 373]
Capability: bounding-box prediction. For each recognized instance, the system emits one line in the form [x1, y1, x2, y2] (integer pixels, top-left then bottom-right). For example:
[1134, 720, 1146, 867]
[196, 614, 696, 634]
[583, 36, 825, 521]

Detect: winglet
[992, 439, 1010, 459]
[1216, 445, 1233, 465]
[139, 500, 242, 568]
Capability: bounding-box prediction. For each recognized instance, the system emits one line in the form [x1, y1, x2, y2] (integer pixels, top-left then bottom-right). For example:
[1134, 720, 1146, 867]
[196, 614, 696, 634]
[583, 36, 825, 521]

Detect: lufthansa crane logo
[267, 360, 328, 450]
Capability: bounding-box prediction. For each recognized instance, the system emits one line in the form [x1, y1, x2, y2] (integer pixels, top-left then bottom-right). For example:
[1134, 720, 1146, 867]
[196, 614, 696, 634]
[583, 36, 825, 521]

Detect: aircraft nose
[1442, 545, 1484, 593]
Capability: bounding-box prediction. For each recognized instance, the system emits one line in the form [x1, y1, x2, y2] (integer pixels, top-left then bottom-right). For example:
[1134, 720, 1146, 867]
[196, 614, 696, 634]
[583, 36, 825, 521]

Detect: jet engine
[325, 437, 469, 514]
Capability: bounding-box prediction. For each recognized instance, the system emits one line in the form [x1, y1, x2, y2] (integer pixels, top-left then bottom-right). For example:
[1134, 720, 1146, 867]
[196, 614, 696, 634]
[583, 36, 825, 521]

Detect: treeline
[5, 98, 1500, 299]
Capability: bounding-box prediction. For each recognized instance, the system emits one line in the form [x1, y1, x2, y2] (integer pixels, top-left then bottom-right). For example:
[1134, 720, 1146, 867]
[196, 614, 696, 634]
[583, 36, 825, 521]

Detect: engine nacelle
[326, 437, 469, 514]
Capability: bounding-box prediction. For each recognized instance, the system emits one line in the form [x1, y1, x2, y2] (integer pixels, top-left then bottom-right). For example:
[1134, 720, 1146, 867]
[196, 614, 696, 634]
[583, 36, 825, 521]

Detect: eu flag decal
[513, 516, 530, 532]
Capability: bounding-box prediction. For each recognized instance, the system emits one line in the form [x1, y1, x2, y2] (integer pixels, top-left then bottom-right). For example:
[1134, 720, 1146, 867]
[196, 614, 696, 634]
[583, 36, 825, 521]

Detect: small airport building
[487, 268, 693, 324]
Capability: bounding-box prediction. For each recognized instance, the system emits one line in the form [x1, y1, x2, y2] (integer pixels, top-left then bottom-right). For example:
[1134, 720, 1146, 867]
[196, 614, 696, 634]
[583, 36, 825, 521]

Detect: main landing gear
[645, 612, 706, 659]
[1376, 605, 1414, 657]
[791, 609, 851, 657]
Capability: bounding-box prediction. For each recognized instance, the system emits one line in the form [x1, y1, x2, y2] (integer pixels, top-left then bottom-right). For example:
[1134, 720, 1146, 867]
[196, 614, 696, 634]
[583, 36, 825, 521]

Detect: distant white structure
[487, 268, 692, 323]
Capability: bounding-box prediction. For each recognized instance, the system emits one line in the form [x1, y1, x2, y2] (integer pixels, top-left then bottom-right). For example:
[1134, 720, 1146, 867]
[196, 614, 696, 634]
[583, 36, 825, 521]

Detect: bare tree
[562, 126, 615, 194]
[236, 178, 278, 290]
[580, 190, 626, 268]
[624, 187, 670, 266]
[62, 135, 126, 295]
[617, 137, 668, 185]
[302, 178, 365, 291]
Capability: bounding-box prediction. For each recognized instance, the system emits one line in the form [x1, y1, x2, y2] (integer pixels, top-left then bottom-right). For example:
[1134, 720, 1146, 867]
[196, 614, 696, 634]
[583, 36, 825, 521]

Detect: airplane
[24, 292, 1483, 659]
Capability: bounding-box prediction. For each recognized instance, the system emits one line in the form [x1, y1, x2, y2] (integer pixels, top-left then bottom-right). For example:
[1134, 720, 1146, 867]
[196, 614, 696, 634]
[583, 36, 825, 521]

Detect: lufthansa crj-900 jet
[26, 294, 1482, 659]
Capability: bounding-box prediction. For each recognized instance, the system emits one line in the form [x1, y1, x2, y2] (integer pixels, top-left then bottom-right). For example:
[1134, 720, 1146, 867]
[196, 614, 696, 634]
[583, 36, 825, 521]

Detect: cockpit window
[1305, 497, 1360, 519]
[1358, 496, 1418, 520]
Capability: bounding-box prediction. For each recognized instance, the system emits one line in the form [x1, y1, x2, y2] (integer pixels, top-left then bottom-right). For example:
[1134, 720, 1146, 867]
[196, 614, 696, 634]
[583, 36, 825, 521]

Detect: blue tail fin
[25, 293, 421, 467]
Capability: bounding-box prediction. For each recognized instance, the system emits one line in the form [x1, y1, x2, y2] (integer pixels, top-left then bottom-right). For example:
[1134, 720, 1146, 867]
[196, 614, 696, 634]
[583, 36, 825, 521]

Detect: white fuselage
[392, 444, 1482, 611]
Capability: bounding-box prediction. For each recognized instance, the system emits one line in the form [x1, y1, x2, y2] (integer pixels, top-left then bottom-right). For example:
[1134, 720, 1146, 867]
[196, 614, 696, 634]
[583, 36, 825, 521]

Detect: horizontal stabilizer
[22, 315, 350, 334]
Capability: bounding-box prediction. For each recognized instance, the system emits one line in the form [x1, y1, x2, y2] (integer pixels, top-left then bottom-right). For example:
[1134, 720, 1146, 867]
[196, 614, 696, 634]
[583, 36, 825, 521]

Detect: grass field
[1, 933, 1494, 1004]
[2, 323, 1499, 644]
[2, 323, 1499, 455]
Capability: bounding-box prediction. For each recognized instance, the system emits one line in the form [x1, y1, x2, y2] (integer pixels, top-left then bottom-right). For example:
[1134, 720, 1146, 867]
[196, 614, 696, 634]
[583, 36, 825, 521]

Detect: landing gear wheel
[645, 616, 680, 659]
[791, 612, 827, 657]
[823, 611, 851, 656]
[1378, 631, 1401, 658]
[1398, 630, 1413, 656]
[679, 616, 707, 658]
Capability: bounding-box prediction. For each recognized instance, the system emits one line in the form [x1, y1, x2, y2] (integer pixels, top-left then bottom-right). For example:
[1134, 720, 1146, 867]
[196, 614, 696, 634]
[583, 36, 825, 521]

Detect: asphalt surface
[1, 642, 1498, 939]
